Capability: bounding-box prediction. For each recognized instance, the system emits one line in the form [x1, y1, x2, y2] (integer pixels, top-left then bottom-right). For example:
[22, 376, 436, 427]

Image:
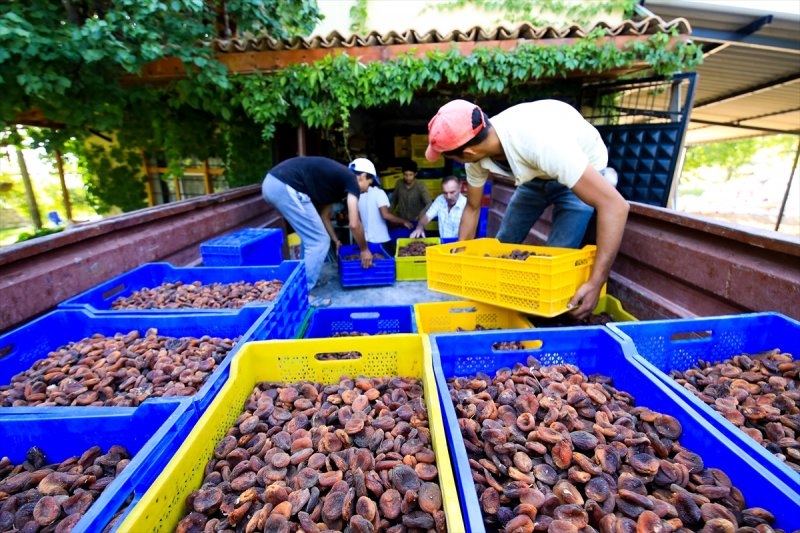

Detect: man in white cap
[261, 156, 373, 294]
[351, 157, 413, 257]
[424, 99, 629, 319]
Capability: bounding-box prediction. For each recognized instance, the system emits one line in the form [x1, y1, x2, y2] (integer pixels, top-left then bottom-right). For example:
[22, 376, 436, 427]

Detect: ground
[308, 260, 460, 307]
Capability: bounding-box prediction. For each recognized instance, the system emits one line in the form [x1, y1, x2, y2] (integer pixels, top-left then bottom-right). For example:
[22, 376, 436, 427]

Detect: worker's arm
[567, 166, 629, 319]
[346, 193, 373, 268]
[458, 184, 484, 241]
[379, 206, 413, 229]
[317, 203, 342, 255]
[410, 213, 432, 238]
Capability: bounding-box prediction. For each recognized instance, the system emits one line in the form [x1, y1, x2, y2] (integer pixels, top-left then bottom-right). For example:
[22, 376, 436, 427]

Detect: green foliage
[15, 226, 63, 243]
[683, 135, 796, 182]
[0, 0, 321, 212]
[75, 142, 148, 214]
[1, 1, 701, 214]
[237, 31, 702, 140]
[349, 0, 369, 35]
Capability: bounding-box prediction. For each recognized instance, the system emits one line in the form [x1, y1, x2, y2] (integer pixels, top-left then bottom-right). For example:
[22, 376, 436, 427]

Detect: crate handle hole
[670, 330, 712, 342]
[449, 306, 478, 314]
[350, 312, 379, 320]
[314, 351, 363, 361]
[449, 246, 467, 254]
[101, 283, 126, 300]
[0, 344, 12, 360]
[491, 339, 543, 351]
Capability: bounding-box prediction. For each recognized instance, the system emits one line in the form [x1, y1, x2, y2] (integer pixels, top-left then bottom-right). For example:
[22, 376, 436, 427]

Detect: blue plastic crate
[338, 243, 395, 288]
[0, 307, 271, 416]
[430, 326, 800, 532]
[0, 400, 195, 533]
[58, 261, 305, 316]
[477, 206, 489, 237]
[303, 305, 415, 338]
[608, 312, 800, 495]
[200, 227, 284, 266]
[388, 226, 412, 241]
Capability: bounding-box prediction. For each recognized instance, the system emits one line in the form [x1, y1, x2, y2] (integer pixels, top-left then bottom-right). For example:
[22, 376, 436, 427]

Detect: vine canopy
[0, 1, 702, 213]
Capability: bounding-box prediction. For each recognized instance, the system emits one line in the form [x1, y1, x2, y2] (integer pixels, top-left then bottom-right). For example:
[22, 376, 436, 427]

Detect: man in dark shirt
[390, 159, 432, 223]
[262, 156, 373, 291]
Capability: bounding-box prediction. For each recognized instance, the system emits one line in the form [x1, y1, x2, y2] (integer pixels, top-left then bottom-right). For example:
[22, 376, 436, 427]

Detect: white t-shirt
[466, 100, 609, 189]
[358, 186, 391, 243]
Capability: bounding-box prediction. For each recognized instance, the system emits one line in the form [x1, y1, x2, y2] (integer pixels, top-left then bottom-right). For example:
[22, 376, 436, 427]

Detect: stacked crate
[430, 324, 800, 532]
[0, 256, 310, 531]
[199, 227, 284, 266]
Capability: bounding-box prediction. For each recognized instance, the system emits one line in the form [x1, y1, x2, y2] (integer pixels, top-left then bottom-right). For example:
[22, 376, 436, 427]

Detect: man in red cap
[425, 99, 629, 319]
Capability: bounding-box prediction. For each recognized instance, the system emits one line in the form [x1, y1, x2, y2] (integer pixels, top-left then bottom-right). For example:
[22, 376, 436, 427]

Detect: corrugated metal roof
[643, 0, 800, 144]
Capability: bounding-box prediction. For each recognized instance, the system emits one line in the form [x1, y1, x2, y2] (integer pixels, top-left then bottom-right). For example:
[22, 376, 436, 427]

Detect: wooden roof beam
[130, 35, 665, 83]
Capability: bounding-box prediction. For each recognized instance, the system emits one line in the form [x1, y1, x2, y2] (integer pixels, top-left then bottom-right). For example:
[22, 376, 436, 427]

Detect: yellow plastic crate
[426, 238, 598, 318]
[593, 294, 637, 321]
[381, 172, 404, 191]
[420, 178, 442, 199]
[119, 335, 464, 533]
[396, 237, 440, 281]
[414, 300, 534, 333]
[411, 134, 444, 169]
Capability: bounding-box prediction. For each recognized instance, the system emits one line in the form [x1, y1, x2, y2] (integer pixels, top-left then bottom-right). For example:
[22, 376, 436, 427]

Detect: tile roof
[210, 16, 692, 53]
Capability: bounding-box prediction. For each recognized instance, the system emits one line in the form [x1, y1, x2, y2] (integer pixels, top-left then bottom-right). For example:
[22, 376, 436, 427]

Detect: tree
[1, 1, 701, 214]
[0, 1, 321, 212]
[683, 135, 798, 182]
[683, 138, 761, 182]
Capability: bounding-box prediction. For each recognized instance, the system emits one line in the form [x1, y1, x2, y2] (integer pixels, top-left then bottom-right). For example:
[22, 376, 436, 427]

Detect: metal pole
[775, 136, 799, 232]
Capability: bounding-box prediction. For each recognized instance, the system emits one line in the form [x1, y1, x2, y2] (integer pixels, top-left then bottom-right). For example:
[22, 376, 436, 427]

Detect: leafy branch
[0, 2, 701, 213]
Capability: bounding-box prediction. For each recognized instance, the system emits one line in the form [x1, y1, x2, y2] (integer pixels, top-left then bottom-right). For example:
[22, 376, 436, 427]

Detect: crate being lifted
[426, 238, 598, 318]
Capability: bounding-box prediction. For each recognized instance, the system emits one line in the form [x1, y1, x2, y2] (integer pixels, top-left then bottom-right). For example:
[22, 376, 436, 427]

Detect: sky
[676, 0, 800, 15]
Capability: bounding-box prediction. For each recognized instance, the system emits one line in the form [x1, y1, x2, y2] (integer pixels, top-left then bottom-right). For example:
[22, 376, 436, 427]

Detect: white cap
[349, 158, 380, 185]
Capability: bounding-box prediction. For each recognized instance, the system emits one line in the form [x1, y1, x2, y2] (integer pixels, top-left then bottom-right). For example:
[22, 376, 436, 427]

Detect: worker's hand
[403, 220, 414, 230]
[360, 249, 373, 269]
[334, 240, 342, 256]
[410, 227, 425, 238]
[566, 281, 602, 320]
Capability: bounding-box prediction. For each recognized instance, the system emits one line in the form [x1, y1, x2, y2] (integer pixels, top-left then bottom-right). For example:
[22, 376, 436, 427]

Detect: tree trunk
[55, 150, 74, 223]
[16, 147, 42, 230]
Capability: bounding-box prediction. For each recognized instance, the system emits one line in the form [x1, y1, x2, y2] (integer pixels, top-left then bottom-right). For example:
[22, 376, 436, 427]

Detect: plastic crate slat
[426, 238, 597, 317]
[430, 326, 800, 532]
[608, 312, 800, 497]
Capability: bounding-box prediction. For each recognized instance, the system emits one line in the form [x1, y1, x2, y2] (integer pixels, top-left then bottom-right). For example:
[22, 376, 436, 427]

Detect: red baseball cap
[425, 99, 486, 161]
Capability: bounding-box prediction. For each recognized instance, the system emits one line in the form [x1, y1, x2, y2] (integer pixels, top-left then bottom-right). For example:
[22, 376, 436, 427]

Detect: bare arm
[317, 203, 339, 243]
[410, 213, 431, 238]
[318, 203, 343, 256]
[567, 165, 630, 318]
[346, 193, 373, 268]
[458, 184, 484, 240]
[379, 206, 413, 229]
